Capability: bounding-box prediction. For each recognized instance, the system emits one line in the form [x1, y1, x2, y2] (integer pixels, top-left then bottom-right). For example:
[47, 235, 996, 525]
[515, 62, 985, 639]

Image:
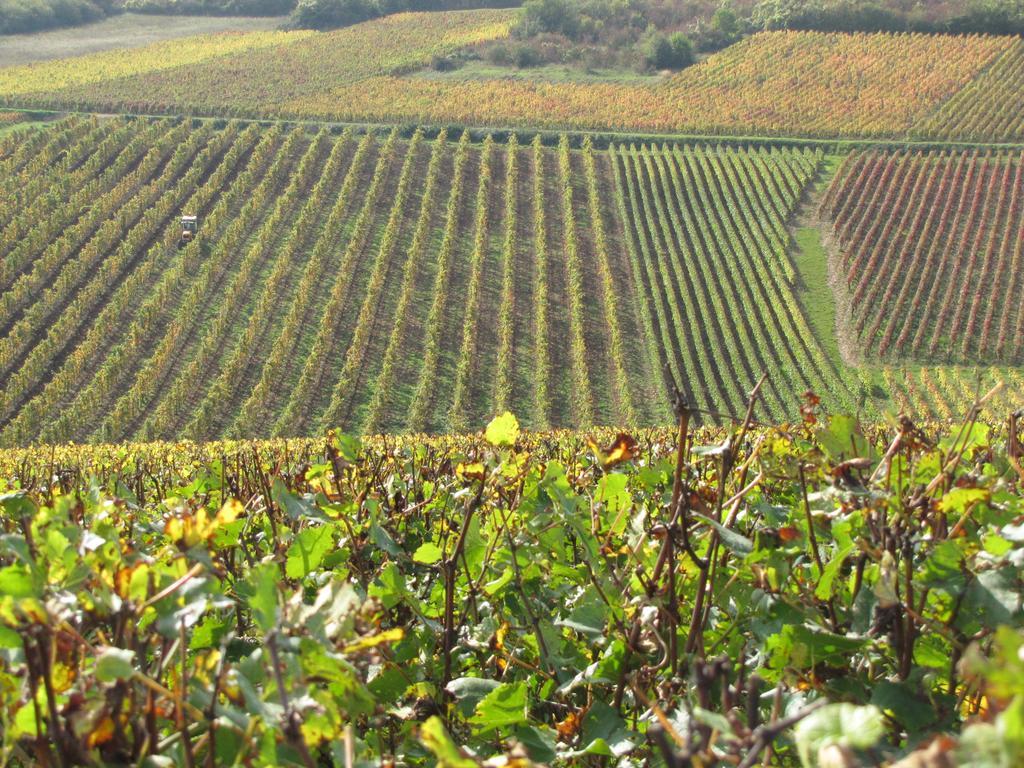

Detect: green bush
[123, 0, 296, 15]
[642, 29, 694, 70]
[289, 0, 517, 29]
[750, 0, 1024, 35]
[290, 0, 375, 28]
[0, 0, 117, 35]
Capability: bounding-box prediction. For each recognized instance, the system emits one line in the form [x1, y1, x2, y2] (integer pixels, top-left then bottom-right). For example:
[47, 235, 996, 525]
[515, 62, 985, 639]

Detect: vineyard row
[2, 118, 1019, 446]
[822, 148, 1024, 364]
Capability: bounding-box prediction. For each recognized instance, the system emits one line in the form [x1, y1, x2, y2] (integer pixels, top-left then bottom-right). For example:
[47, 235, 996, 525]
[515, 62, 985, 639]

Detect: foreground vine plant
[0, 390, 1022, 766]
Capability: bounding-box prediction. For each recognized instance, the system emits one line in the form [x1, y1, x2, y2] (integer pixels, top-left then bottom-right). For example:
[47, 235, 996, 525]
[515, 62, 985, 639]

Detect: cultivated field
[1, 8, 1024, 768]
[877, 364, 1024, 418]
[610, 142, 856, 417]
[0, 10, 516, 116]
[0, 29, 315, 99]
[3, 117, 1022, 448]
[822, 149, 1024, 363]
[318, 31, 1018, 139]
[0, 118, 663, 446]
[914, 41, 1024, 142]
[4, 24, 1023, 141]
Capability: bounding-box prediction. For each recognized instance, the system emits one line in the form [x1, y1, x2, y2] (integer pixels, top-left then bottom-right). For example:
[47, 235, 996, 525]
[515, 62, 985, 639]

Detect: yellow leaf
[490, 621, 509, 653]
[51, 663, 76, 694]
[485, 412, 520, 447]
[343, 627, 404, 654]
[165, 499, 244, 546]
[602, 433, 639, 469]
[86, 716, 115, 748]
[216, 498, 244, 527]
[456, 462, 486, 481]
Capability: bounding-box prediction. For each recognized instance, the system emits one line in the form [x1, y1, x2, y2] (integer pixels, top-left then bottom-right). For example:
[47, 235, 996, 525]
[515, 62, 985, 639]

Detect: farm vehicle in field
[178, 215, 198, 249]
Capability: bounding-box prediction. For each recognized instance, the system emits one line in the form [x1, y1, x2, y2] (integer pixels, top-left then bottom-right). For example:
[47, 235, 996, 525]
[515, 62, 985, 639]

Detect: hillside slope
[2, 117, 1021, 445]
[0, 119, 663, 444]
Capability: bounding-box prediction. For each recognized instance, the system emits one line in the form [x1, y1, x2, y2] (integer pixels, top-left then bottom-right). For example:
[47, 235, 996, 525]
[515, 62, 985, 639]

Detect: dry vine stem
[613, 367, 691, 709]
[685, 374, 767, 656]
[442, 478, 486, 689]
[1009, 408, 1024, 481]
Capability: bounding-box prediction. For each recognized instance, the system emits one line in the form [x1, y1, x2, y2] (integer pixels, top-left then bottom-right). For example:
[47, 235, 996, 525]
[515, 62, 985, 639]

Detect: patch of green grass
[412, 61, 665, 86]
[792, 227, 839, 358]
[0, 120, 49, 137]
[792, 154, 844, 368]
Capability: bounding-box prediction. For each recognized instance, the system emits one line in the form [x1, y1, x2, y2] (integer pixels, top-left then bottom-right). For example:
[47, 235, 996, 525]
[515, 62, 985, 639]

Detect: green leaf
[0, 565, 36, 598]
[767, 624, 866, 671]
[241, 562, 279, 633]
[983, 534, 1013, 557]
[462, 515, 486, 575]
[939, 487, 988, 515]
[872, 680, 944, 734]
[446, 677, 501, 718]
[11, 702, 37, 738]
[513, 724, 557, 762]
[285, 524, 336, 579]
[579, 700, 636, 757]
[413, 542, 443, 565]
[940, 422, 989, 453]
[95, 647, 135, 683]
[814, 544, 855, 600]
[368, 563, 422, 614]
[693, 512, 753, 555]
[0, 491, 35, 519]
[368, 666, 409, 704]
[190, 614, 230, 651]
[795, 703, 885, 767]
[0, 626, 22, 649]
[485, 411, 520, 447]
[470, 680, 528, 731]
[420, 716, 477, 767]
[966, 566, 1021, 625]
[817, 414, 870, 460]
[1001, 693, 1024, 757]
[923, 539, 967, 594]
[557, 585, 607, 640]
[0, 533, 31, 565]
[368, 564, 404, 608]
[596, 473, 631, 535]
[483, 567, 514, 596]
[272, 479, 325, 522]
[332, 432, 362, 463]
[369, 517, 402, 557]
